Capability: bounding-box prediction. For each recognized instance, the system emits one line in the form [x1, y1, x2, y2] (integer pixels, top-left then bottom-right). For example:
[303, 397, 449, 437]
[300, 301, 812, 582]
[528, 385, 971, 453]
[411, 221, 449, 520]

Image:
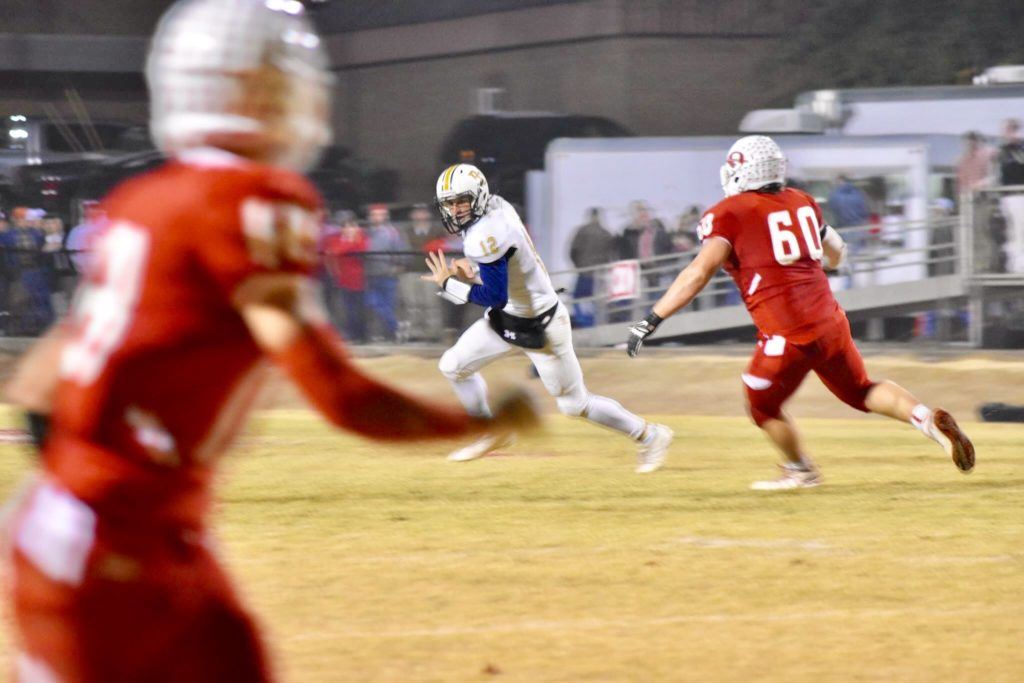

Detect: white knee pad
[438, 348, 468, 382]
[556, 392, 591, 417]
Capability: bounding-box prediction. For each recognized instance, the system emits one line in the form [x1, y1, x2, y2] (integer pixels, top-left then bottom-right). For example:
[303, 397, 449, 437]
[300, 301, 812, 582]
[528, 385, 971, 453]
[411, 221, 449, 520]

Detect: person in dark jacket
[569, 207, 614, 327]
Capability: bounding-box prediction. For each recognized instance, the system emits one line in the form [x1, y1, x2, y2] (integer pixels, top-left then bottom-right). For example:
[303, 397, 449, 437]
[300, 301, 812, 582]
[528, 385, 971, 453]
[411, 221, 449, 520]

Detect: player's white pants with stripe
[439, 303, 646, 440]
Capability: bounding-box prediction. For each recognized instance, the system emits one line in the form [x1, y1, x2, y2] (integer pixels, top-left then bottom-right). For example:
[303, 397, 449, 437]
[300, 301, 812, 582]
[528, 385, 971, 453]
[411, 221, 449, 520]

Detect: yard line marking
[675, 536, 832, 550]
[288, 605, 1012, 641]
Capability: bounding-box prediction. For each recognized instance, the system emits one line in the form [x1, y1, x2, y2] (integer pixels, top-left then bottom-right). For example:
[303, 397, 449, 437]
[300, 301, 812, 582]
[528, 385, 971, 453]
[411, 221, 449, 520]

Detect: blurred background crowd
[1, 0, 1023, 346]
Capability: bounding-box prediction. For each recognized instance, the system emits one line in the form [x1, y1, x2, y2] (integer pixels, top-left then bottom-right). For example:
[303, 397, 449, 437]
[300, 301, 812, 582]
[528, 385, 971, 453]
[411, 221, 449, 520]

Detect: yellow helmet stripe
[442, 164, 458, 192]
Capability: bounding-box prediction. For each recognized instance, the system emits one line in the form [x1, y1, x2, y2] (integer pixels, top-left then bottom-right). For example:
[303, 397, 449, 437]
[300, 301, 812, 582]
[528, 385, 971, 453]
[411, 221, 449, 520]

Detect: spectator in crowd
[65, 200, 106, 275]
[569, 207, 614, 327]
[827, 175, 872, 263]
[398, 203, 447, 340]
[956, 131, 998, 272]
[364, 203, 408, 341]
[618, 200, 672, 261]
[671, 205, 701, 253]
[618, 200, 672, 308]
[828, 175, 870, 227]
[323, 210, 369, 343]
[957, 131, 995, 195]
[998, 118, 1024, 273]
[2, 207, 53, 334]
[41, 214, 74, 316]
[402, 203, 446, 251]
[317, 209, 343, 328]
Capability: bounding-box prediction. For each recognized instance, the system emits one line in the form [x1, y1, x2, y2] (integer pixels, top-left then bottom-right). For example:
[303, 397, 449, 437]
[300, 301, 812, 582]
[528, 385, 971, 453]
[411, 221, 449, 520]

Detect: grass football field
[1, 352, 1022, 681]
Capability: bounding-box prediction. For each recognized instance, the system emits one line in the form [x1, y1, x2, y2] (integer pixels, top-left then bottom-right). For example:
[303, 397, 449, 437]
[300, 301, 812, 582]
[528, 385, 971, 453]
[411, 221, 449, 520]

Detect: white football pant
[439, 304, 647, 440]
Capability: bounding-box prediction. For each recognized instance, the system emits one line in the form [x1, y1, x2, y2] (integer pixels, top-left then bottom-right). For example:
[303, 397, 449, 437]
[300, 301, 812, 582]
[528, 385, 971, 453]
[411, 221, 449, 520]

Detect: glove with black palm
[627, 312, 663, 358]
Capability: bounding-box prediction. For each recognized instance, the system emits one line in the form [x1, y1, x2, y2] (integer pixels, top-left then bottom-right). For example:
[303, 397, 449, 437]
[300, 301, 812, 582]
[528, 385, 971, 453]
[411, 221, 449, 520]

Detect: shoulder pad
[464, 211, 515, 263]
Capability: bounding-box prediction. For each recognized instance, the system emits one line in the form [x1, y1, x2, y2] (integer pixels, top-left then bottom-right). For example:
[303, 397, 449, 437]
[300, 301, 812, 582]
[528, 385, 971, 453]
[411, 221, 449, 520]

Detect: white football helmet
[146, 0, 333, 172]
[435, 164, 490, 234]
[719, 135, 787, 197]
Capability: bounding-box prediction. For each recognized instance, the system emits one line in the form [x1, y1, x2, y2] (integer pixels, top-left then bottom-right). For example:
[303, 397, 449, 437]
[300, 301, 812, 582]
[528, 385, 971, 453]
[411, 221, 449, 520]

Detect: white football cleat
[635, 423, 673, 474]
[750, 464, 823, 491]
[447, 433, 516, 462]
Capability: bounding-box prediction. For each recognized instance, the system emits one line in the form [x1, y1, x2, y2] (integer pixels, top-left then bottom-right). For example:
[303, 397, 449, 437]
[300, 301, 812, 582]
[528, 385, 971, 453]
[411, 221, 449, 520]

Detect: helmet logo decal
[727, 151, 745, 168]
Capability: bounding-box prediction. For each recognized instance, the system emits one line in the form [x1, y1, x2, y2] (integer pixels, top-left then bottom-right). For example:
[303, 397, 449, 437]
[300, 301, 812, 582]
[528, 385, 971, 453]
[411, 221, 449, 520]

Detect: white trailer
[533, 134, 961, 286]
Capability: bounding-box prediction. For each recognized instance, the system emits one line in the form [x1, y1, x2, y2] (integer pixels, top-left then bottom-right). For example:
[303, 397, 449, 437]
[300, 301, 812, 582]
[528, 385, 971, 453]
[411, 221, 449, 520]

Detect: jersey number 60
[767, 207, 823, 265]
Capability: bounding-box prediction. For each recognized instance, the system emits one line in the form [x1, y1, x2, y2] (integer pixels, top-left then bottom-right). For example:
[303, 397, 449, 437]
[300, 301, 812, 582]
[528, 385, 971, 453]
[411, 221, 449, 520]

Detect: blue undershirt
[468, 249, 514, 309]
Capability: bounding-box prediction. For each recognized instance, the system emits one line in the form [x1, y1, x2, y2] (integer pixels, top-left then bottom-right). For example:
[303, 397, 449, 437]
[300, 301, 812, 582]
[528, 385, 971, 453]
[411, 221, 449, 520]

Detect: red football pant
[744, 317, 875, 427]
[11, 527, 272, 683]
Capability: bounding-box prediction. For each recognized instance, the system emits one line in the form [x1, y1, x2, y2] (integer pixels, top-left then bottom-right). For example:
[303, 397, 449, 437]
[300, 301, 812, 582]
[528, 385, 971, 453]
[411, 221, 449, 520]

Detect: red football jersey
[46, 149, 322, 526]
[698, 187, 844, 343]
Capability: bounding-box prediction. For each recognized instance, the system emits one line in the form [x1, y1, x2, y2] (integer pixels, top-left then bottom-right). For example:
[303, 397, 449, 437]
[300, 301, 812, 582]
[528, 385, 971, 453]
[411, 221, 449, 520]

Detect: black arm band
[26, 411, 50, 450]
[644, 312, 664, 329]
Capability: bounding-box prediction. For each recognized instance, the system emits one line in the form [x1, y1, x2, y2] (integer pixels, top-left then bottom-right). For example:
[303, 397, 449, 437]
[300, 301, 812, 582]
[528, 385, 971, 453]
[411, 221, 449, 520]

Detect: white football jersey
[462, 195, 558, 317]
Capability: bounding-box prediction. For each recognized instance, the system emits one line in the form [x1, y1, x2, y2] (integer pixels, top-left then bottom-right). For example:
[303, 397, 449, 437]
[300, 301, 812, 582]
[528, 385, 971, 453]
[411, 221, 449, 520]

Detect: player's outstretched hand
[487, 387, 542, 435]
[626, 312, 663, 358]
[421, 249, 453, 286]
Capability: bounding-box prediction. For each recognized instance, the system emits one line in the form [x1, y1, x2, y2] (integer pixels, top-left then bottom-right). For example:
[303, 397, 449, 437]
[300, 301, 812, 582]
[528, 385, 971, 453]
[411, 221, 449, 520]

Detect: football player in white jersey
[423, 163, 673, 472]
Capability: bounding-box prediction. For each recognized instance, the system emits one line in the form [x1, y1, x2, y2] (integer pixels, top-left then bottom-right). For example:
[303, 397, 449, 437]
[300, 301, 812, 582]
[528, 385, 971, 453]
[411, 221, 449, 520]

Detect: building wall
[336, 33, 784, 202]
[0, 0, 798, 203]
[337, 38, 633, 202]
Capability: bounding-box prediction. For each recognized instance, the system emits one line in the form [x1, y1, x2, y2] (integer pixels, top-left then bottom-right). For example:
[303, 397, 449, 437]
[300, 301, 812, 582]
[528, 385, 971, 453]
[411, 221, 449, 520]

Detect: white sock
[449, 373, 492, 418]
[582, 394, 646, 440]
[910, 404, 938, 442]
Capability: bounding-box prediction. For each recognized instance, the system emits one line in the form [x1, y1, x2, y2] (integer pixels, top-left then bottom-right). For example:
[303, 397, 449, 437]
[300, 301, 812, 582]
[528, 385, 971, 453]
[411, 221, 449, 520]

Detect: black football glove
[627, 312, 663, 358]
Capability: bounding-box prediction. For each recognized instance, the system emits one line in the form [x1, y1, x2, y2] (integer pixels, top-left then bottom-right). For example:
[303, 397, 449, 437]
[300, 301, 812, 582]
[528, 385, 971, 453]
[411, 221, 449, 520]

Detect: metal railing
[554, 215, 963, 329]
[3, 199, 1022, 348]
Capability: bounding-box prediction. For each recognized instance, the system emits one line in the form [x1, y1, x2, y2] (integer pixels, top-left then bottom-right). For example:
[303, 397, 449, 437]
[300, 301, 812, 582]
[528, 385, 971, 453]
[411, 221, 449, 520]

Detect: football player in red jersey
[1, 1, 536, 681]
[626, 135, 974, 490]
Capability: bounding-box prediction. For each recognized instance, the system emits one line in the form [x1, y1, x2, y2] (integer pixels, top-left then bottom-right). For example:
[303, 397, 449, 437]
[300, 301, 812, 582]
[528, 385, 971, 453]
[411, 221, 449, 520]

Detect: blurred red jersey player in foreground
[2, 1, 535, 681]
[626, 135, 974, 490]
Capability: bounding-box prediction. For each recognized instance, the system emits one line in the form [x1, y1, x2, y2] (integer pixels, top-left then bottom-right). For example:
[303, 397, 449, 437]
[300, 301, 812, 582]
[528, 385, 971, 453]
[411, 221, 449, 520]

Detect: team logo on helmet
[719, 136, 786, 197]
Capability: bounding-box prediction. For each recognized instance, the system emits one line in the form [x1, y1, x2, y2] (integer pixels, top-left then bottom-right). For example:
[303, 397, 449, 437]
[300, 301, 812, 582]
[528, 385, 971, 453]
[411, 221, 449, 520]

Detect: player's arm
[820, 224, 847, 271]
[233, 273, 535, 440]
[422, 249, 509, 309]
[4, 323, 68, 448]
[626, 237, 732, 358]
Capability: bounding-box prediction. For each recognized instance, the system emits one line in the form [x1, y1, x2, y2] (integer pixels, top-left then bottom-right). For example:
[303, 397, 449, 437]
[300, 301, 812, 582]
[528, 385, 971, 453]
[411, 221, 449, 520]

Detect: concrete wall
[0, 0, 796, 202]
[323, 0, 791, 201]
[337, 38, 634, 201]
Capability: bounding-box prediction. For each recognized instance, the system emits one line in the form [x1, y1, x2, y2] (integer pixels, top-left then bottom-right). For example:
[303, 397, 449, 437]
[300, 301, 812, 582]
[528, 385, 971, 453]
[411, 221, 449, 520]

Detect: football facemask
[435, 164, 490, 234]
